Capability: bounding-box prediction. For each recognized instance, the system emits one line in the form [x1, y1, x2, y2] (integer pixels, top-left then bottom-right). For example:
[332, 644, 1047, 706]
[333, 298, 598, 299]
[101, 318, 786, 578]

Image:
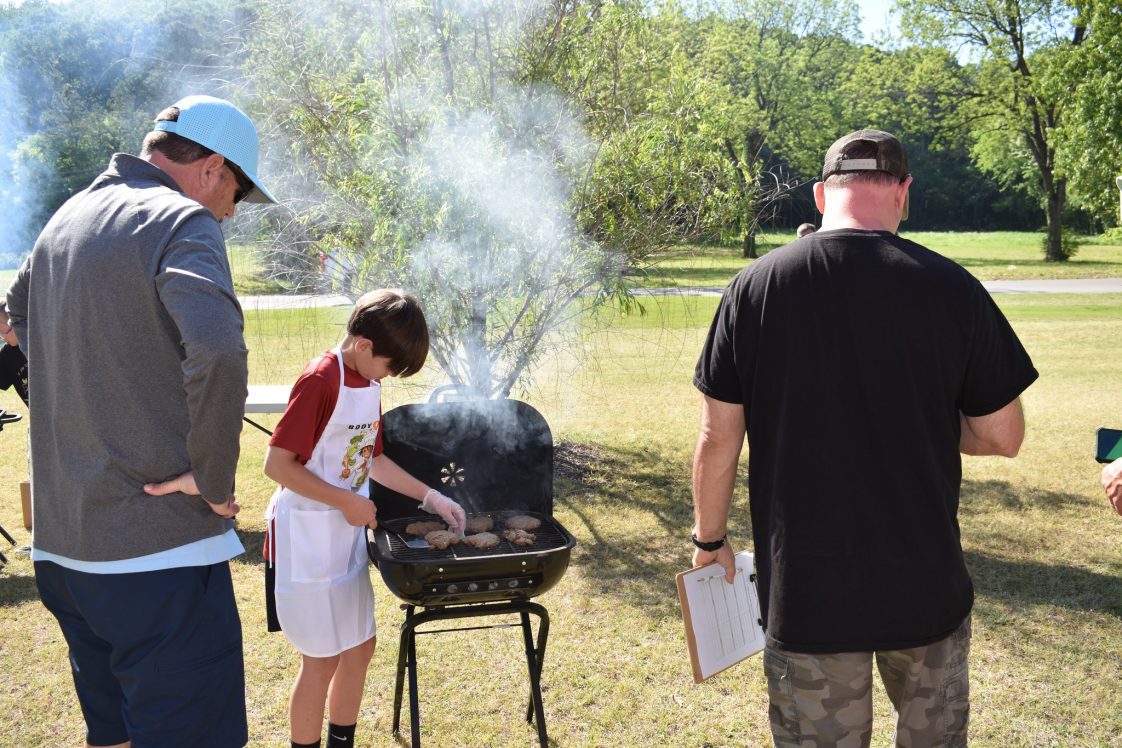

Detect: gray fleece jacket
[6, 153, 248, 561]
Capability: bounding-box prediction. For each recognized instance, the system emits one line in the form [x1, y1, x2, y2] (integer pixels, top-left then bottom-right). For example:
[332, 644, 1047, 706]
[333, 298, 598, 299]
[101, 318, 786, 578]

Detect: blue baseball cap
[153, 95, 277, 204]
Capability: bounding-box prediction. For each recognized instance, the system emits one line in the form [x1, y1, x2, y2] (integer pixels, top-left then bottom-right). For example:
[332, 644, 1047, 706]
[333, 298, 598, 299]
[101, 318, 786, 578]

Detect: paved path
[239, 293, 352, 311]
[634, 278, 1122, 297]
[981, 278, 1122, 294]
[238, 279, 1122, 309]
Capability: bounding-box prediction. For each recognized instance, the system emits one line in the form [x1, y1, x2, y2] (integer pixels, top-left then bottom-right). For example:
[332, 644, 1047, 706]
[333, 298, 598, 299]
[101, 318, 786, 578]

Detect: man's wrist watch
[691, 532, 726, 552]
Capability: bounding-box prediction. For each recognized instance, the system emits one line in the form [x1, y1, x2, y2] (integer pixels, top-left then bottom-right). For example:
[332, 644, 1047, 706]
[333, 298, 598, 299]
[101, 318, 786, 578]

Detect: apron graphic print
[340, 427, 379, 489]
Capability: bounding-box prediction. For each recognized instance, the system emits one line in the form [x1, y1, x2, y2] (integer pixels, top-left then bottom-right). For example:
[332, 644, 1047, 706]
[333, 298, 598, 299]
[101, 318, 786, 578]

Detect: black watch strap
[691, 533, 726, 552]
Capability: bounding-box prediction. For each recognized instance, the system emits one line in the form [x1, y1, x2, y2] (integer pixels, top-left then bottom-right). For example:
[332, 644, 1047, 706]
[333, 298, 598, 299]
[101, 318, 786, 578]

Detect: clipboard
[676, 550, 765, 683]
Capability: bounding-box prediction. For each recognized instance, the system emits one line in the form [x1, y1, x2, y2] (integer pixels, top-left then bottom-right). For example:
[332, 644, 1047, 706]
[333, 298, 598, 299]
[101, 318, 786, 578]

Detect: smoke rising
[250, 0, 627, 400]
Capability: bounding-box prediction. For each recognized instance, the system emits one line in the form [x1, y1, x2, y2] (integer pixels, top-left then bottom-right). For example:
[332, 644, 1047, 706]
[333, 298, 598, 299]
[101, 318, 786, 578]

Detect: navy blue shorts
[35, 560, 248, 748]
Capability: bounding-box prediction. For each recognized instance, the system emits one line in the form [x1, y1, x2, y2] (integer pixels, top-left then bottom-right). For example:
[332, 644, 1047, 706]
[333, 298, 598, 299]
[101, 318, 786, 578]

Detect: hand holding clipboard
[676, 551, 765, 683]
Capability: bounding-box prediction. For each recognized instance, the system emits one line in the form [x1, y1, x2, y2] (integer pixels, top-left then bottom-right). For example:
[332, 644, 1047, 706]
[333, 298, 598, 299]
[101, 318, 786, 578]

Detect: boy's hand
[342, 493, 378, 528]
[421, 489, 466, 536]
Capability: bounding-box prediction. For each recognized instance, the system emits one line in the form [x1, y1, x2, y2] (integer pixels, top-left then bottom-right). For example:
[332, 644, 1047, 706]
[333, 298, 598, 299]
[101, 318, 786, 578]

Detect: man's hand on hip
[144, 470, 240, 518]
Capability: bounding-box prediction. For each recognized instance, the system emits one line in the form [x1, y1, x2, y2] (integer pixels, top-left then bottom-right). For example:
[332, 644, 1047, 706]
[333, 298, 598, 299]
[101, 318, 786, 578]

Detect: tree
[0, 0, 242, 263]
[833, 44, 1041, 230]
[899, 0, 1087, 260]
[1055, 0, 1122, 225]
[686, 0, 860, 256]
[242, 0, 735, 398]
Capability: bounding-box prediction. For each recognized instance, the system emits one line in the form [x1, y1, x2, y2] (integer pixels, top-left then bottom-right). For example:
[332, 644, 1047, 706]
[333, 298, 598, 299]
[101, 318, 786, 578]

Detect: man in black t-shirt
[691, 130, 1037, 746]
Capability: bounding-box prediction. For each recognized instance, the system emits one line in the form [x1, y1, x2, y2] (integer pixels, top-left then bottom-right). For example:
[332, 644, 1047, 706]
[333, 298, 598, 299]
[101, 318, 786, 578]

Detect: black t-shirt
[0, 343, 28, 406]
[694, 229, 1038, 653]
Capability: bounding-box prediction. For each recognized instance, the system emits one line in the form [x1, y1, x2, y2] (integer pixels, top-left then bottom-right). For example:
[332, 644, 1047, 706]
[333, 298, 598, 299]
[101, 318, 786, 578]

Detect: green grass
[3, 230, 1118, 294]
[2, 260, 1122, 745]
[0, 241, 289, 296]
[641, 230, 1122, 287]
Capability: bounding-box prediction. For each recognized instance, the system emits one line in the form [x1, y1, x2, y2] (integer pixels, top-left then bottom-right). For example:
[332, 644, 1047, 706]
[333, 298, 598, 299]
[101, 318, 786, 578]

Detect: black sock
[291, 741, 321, 748]
[326, 722, 357, 747]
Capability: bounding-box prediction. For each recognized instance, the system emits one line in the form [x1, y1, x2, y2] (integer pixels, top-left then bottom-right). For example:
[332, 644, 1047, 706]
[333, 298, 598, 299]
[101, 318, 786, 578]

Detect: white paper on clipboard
[676, 550, 765, 683]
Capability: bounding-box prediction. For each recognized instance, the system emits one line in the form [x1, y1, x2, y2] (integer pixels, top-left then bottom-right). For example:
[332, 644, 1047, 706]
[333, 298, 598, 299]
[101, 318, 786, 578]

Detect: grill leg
[407, 618, 422, 748]
[0, 522, 14, 546]
[520, 604, 550, 748]
[392, 605, 415, 742]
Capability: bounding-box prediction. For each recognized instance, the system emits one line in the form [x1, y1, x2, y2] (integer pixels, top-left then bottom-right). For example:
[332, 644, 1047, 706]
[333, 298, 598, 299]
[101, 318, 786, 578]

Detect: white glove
[421, 489, 466, 536]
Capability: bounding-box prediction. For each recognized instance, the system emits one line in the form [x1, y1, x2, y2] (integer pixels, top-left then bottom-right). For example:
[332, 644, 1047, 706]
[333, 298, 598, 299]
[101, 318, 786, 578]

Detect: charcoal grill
[370, 511, 575, 605]
[369, 396, 576, 748]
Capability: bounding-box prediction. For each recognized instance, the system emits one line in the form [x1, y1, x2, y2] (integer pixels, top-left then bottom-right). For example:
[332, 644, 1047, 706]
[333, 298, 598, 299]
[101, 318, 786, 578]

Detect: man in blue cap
[6, 95, 276, 748]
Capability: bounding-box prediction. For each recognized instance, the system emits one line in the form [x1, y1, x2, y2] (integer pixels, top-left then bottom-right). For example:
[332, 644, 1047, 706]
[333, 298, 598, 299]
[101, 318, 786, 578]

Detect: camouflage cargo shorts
[763, 616, 970, 748]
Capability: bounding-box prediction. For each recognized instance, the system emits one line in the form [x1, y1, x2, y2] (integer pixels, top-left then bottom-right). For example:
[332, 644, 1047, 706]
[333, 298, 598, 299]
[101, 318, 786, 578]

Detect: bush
[1042, 229, 1083, 260]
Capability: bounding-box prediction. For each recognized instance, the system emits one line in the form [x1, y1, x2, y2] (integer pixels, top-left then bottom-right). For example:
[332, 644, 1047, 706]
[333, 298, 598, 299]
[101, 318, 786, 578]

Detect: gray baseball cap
[153, 95, 277, 204]
[822, 129, 910, 220]
[822, 129, 909, 182]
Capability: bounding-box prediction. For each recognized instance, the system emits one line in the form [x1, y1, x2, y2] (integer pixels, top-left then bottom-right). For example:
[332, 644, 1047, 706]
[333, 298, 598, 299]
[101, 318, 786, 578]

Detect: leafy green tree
[899, 0, 1087, 260]
[834, 44, 1039, 230]
[686, 0, 860, 255]
[1055, 0, 1122, 225]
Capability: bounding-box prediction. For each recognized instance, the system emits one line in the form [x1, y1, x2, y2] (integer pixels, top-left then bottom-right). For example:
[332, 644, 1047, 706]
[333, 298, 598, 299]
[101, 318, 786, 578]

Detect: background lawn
[1, 245, 1121, 746]
[3, 230, 1121, 296]
[641, 230, 1122, 288]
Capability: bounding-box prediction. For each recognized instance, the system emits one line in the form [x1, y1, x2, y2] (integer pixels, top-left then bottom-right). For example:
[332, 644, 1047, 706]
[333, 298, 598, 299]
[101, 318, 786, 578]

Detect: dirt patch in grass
[554, 440, 604, 484]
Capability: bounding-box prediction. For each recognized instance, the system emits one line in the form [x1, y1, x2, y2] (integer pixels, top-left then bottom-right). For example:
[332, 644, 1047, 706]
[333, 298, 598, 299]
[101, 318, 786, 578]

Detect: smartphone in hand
[1095, 428, 1122, 464]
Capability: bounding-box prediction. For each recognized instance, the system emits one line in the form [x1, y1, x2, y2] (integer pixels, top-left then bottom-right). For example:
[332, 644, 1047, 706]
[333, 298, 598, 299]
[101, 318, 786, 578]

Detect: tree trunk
[1044, 177, 1067, 262]
[742, 230, 756, 259]
[467, 293, 493, 398]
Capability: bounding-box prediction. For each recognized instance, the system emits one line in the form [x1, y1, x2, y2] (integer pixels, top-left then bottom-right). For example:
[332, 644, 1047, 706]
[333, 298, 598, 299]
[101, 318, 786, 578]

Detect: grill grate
[380, 512, 569, 561]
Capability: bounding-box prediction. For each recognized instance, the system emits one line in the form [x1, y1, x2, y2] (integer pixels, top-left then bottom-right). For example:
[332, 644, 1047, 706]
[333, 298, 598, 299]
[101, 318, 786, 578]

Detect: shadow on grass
[238, 528, 266, 566]
[0, 566, 40, 605]
[966, 550, 1122, 619]
[554, 440, 701, 621]
[960, 478, 1094, 511]
[555, 447, 1118, 622]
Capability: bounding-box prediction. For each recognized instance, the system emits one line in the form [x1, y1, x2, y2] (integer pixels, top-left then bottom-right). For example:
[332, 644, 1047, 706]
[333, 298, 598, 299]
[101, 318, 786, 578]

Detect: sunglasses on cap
[224, 159, 254, 204]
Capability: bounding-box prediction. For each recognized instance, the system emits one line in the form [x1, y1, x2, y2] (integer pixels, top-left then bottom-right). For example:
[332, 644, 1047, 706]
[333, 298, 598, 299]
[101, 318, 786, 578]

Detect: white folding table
[243, 385, 292, 435]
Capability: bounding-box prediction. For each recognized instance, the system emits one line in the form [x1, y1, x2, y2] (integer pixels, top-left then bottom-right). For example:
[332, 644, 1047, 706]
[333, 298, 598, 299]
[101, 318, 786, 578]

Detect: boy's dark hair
[347, 289, 429, 377]
[140, 106, 215, 164]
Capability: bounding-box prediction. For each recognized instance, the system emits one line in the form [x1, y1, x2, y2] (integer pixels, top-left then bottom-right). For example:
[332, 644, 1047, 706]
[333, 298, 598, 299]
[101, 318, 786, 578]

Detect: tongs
[392, 528, 431, 550]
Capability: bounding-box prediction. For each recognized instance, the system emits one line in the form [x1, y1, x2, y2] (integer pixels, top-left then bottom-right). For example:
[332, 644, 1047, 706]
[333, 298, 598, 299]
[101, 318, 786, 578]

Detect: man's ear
[898, 176, 913, 221]
[200, 153, 227, 190]
[813, 181, 826, 214]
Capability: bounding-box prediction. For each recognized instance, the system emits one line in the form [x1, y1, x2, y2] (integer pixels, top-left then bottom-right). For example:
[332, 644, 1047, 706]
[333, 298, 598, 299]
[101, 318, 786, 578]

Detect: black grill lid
[370, 398, 553, 522]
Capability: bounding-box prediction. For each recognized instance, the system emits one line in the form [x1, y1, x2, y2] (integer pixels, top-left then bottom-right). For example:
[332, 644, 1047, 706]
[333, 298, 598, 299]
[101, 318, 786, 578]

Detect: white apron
[266, 347, 379, 657]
